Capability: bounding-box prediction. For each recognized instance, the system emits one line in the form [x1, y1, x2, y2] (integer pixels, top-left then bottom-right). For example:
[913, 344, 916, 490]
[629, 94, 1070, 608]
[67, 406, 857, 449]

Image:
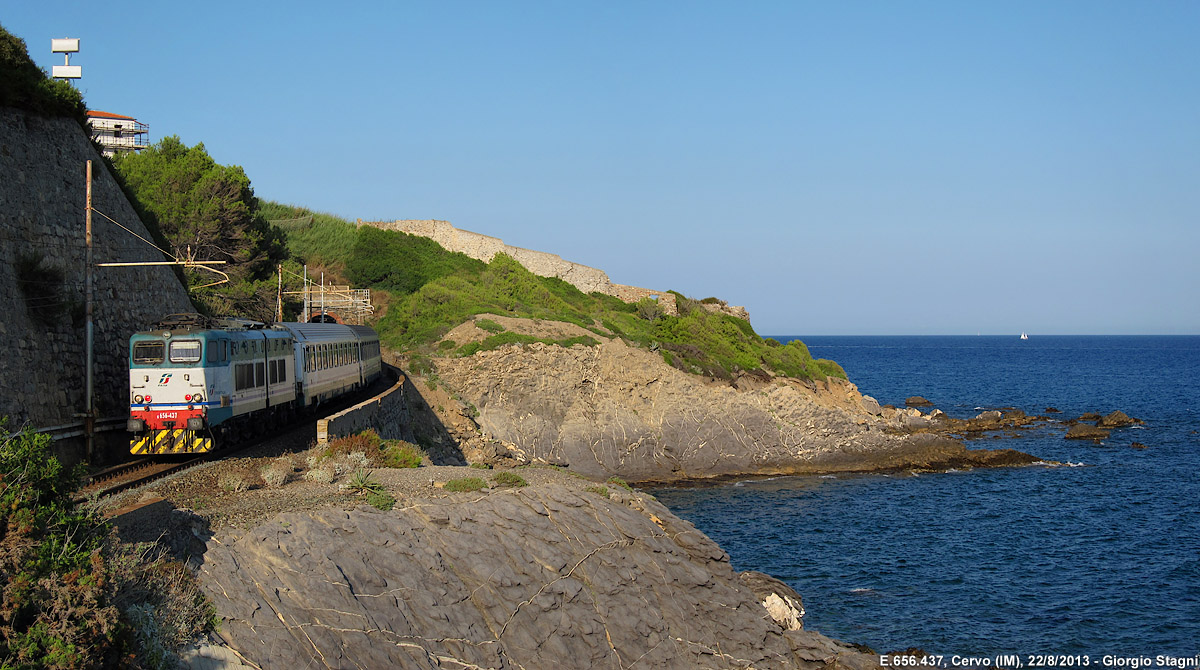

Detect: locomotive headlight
[192, 393, 204, 403]
[144, 395, 152, 403]
[133, 395, 144, 404]
[184, 394, 191, 402]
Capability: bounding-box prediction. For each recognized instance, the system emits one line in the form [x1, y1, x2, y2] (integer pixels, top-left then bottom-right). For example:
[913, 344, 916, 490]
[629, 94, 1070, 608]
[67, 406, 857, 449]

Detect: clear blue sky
[6, 1, 1198, 335]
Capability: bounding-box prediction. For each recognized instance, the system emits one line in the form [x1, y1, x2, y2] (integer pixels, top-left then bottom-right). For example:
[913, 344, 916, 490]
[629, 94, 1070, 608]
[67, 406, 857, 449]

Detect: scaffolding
[86, 111, 150, 157]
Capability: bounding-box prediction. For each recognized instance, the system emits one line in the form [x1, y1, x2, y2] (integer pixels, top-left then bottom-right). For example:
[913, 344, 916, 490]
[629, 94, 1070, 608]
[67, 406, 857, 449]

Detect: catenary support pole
[84, 160, 94, 461]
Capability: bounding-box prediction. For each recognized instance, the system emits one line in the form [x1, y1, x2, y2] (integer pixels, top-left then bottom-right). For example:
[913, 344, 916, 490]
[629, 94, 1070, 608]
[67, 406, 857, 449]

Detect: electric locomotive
[127, 313, 382, 455]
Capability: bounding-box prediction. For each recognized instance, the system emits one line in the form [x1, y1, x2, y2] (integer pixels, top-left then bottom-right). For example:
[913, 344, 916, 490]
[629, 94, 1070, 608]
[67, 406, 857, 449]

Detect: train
[126, 313, 382, 455]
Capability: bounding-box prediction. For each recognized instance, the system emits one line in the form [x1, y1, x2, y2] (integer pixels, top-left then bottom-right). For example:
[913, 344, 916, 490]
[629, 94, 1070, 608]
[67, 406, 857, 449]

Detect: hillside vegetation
[260, 204, 844, 382]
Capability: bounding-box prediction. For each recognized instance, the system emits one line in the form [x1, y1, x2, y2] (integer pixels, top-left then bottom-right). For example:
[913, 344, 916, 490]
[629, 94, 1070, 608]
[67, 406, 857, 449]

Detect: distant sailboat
[1020, 332, 1029, 340]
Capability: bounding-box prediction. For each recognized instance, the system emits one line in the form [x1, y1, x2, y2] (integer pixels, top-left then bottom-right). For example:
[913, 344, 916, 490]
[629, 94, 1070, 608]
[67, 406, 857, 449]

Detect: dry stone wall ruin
[361, 219, 683, 316]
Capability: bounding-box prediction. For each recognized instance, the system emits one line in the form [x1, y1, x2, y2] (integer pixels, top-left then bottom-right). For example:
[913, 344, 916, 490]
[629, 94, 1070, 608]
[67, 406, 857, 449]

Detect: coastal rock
[905, 396, 934, 407]
[199, 485, 881, 669]
[975, 410, 1003, 422]
[1065, 424, 1110, 441]
[1078, 412, 1102, 422]
[898, 409, 933, 429]
[861, 395, 882, 416]
[738, 570, 805, 631]
[1097, 410, 1143, 428]
[427, 324, 1039, 483]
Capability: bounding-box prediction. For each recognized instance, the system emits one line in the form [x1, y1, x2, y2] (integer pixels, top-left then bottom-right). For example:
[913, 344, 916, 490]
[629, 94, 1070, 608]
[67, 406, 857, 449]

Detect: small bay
[651, 336, 1200, 655]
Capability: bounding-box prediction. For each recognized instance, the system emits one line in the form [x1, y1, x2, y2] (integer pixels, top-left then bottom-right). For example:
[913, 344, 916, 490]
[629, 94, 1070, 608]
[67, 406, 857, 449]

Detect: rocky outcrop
[1065, 423, 1111, 441]
[1097, 410, 1143, 428]
[198, 483, 881, 669]
[427, 324, 1038, 483]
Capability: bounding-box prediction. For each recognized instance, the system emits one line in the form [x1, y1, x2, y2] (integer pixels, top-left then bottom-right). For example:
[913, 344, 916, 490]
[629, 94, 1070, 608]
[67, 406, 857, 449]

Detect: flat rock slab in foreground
[199, 484, 880, 669]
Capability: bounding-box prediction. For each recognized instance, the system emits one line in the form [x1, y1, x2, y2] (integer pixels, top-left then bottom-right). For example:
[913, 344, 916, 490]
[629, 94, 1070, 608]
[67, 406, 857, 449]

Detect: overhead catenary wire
[88, 205, 230, 288]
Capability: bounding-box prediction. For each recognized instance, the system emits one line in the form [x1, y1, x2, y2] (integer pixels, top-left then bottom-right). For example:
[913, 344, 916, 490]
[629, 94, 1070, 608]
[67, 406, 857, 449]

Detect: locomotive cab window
[169, 340, 202, 364]
[133, 341, 165, 364]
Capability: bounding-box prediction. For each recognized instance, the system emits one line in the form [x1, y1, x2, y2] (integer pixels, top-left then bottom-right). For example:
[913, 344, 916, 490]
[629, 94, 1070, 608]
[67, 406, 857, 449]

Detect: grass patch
[366, 489, 396, 511]
[443, 477, 488, 492]
[476, 318, 506, 333]
[259, 201, 359, 268]
[455, 332, 600, 357]
[491, 472, 528, 488]
[606, 476, 633, 492]
[585, 485, 610, 498]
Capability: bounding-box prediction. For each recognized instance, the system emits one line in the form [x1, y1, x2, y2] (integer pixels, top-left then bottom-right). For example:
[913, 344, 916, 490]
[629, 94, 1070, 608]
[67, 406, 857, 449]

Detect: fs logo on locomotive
[158, 373, 172, 385]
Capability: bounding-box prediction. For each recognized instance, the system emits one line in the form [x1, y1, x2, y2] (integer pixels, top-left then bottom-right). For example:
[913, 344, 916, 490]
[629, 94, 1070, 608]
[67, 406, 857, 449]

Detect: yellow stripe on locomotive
[130, 429, 213, 455]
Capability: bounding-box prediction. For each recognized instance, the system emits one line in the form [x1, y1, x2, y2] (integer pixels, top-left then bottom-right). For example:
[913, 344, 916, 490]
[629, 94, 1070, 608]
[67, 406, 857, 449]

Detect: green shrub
[475, 318, 506, 333]
[380, 441, 424, 469]
[0, 420, 214, 667]
[443, 477, 488, 492]
[585, 485, 610, 499]
[491, 472, 528, 488]
[320, 429, 382, 463]
[469, 462, 493, 470]
[348, 226, 486, 296]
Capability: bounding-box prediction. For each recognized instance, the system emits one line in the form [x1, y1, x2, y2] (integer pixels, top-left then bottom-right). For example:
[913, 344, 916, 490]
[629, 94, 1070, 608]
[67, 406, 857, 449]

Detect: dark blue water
[651, 336, 1200, 656]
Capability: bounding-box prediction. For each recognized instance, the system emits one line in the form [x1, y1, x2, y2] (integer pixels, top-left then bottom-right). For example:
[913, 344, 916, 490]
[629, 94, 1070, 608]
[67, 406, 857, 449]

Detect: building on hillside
[86, 110, 149, 157]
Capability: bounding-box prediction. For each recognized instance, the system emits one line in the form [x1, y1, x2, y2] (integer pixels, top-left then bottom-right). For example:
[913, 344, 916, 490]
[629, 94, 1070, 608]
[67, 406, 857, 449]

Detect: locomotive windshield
[168, 340, 202, 364]
[132, 341, 165, 364]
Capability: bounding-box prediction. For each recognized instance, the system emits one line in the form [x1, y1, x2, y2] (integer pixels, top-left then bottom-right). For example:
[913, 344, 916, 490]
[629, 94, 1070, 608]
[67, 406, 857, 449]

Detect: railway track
[78, 365, 402, 502]
[78, 456, 207, 501]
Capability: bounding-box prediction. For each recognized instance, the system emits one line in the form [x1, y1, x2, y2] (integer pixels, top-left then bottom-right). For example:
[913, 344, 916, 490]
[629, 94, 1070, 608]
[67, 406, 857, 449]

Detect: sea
[650, 335, 1200, 658]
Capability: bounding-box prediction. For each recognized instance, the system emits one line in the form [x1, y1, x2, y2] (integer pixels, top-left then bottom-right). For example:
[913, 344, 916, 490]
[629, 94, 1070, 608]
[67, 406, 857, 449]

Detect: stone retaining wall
[316, 368, 407, 444]
[0, 107, 194, 458]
